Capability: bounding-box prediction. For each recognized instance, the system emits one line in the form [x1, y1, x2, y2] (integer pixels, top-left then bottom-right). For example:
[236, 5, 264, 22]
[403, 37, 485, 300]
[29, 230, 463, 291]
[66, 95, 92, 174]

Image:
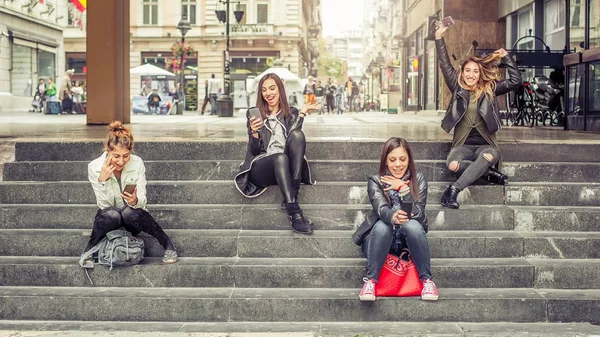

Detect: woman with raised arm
[81, 121, 177, 267]
[352, 137, 437, 302]
[234, 73, 321, 235]
[435, 21, 521, 209]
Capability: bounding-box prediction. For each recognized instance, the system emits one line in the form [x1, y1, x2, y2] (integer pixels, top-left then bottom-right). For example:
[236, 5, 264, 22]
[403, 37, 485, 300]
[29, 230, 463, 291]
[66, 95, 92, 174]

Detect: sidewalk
[1, 109, 599, 143]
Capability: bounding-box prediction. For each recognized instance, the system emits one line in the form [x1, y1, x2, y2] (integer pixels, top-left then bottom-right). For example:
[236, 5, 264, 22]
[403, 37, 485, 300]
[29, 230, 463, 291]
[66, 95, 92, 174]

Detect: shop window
[182, 0, 197, 25]
[590, 0, 600, 49]
[589, 61, 600, 114]
[567, 64, 584, 115]
[143, 0, 158, 25]
[38, 50, 55, 79]
[257, 4, 268, 24]
[425, 40, 436, 107]
[569, 0, 584, 52]
[544, 0, 566, 51]
[11, 44, 33, 97]
[66, 53, 86, 74]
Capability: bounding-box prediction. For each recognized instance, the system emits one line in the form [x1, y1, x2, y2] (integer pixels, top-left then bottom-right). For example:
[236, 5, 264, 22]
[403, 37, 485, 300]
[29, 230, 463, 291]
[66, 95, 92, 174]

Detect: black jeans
[84, 206, 173, 252]
[248, 129, 306, 204]
[361, 219, 432, 282]
[447, 145, 500, 189]
[325, 95, 335, 112]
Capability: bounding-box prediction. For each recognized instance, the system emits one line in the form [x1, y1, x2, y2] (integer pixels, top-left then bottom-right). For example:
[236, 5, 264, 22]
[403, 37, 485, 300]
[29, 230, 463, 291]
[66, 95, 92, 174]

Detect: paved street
[1, 110, 599, 143]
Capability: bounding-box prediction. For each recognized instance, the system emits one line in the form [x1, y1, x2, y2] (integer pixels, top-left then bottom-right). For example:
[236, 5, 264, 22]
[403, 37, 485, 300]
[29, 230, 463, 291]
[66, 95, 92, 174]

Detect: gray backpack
[79, 229, 145, 270]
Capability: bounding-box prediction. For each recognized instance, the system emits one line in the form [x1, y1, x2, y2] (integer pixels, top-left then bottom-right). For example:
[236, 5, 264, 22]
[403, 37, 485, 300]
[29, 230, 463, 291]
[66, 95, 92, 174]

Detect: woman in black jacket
[234, 73, 321, 234]
[352, 137, 437, 302]
[435, 22, 521, 209]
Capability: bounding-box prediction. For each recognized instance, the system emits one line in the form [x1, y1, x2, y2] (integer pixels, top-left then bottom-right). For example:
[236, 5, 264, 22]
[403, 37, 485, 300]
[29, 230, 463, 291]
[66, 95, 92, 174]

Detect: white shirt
[88, 152, 148, 210]
[208, 78, 220, 94]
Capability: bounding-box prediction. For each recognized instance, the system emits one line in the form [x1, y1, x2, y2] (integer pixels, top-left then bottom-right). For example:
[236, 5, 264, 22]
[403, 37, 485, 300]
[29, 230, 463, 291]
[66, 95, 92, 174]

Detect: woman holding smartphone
[81, 121, 177, 267]
[352, 137, 437, 302]
[234, 73, 321, 235]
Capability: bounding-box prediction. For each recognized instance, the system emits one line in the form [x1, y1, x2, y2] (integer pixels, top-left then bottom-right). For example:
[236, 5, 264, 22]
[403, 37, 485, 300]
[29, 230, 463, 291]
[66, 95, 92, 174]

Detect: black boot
[281, 187, 299, 210]
[440, 185, 461, 209]
[286, 202, 313, 235]
[487, 167, 508, 185]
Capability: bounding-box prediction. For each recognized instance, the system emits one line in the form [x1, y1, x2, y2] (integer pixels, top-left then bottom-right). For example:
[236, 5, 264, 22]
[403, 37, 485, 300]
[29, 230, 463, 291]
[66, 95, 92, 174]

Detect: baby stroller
[30, 91, 44, 113]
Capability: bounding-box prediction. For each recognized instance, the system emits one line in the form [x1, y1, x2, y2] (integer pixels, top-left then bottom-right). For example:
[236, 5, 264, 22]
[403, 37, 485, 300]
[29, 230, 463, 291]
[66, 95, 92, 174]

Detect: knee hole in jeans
[482, 153, 495, 163]
[448, 161, 460, 172]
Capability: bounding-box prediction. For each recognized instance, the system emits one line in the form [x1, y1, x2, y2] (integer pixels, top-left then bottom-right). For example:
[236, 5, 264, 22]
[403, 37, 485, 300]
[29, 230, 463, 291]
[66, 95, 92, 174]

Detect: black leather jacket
[352, 172, 428, 246]
[436, 38, 522, 134]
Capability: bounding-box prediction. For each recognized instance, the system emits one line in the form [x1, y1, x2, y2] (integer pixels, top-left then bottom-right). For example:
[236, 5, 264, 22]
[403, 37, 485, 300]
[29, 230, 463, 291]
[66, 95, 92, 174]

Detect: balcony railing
[230, 24, 275, 35]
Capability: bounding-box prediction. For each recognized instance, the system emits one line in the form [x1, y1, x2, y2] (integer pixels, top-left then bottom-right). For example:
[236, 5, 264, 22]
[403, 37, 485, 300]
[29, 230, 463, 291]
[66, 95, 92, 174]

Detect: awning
[8, 27, 60, 49]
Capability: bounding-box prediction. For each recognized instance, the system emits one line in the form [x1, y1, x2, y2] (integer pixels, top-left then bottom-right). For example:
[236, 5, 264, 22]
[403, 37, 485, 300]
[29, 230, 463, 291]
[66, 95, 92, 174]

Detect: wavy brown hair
[255, 73, 290, 119]
[378, 137, 419, 202]
[458, 53, 503, 102]
[103, 121, 134, 152]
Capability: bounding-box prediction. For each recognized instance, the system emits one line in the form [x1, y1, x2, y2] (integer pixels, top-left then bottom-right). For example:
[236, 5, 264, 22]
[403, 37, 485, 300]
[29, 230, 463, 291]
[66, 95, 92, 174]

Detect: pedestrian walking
[200, 80, 210, 115]
[208, 74, 220, 115]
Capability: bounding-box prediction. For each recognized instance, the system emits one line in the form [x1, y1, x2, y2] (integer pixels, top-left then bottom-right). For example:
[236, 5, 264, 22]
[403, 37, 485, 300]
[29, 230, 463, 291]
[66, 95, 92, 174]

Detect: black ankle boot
[281, 187, 300, 210]
[487, 167, 508, 185]
[440, 185, 461, 209]
[286, 202, 313, 235]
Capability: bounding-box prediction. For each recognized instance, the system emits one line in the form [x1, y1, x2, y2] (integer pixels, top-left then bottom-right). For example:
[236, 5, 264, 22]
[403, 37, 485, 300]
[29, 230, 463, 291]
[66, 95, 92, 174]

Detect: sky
[321, 0, 365, 37]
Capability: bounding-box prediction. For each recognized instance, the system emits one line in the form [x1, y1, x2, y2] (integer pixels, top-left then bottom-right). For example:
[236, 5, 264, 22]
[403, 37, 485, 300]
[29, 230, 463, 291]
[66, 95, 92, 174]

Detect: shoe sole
[162, 259, 178, 264]
[359, 294, 376, 301]
[292, 228, 314, 235]
[421, 295, 439, 301]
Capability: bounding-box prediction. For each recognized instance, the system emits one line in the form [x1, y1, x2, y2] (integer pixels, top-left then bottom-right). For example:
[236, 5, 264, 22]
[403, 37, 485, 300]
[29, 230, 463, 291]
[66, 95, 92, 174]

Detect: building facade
[63, 0, 321, 109]
[0, 0, 66, 111]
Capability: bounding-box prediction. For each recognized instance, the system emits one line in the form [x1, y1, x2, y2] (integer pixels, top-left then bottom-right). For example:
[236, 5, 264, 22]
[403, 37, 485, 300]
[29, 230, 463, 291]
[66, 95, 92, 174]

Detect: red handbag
[375, 249, 423, 297]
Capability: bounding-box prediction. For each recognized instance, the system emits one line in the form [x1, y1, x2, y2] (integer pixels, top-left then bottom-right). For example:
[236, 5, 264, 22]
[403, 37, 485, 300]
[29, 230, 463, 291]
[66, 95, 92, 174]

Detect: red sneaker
[421, 279, 439, 301]
[359, 278, 376, 301]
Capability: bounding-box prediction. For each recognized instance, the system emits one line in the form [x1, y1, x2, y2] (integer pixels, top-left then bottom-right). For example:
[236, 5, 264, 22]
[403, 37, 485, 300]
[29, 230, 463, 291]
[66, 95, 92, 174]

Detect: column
[85, 0, 130, 124]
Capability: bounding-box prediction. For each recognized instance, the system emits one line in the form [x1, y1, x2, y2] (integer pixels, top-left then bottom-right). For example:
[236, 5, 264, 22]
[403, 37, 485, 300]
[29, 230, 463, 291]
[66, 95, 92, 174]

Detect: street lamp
[215, 0, 244, 117]
[176, 14, 191, 115]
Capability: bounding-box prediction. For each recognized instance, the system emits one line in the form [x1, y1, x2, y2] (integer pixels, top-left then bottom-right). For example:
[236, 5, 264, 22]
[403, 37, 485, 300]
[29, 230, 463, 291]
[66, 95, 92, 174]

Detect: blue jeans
[210, 94, 218, 115]
[361, 219, 432, 282]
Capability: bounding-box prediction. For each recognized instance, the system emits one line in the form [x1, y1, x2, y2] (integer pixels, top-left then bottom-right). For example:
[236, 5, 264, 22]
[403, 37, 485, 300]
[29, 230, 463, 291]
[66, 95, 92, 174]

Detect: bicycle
[505, 79, 536, 127]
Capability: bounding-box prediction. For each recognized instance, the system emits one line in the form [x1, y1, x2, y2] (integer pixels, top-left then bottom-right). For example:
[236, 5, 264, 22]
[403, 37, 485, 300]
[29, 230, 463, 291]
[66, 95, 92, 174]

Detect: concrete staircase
[0, 140, 599, 333]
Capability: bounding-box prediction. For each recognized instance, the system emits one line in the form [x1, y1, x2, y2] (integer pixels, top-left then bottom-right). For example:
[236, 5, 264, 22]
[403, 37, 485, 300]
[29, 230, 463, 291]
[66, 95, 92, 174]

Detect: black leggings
[85, 206, 173, 252]
[248, 129, 306, 203]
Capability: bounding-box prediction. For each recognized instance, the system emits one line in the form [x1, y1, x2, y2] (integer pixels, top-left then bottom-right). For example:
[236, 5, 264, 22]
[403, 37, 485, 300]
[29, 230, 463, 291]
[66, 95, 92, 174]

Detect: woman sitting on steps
[80, 121, 178, 267]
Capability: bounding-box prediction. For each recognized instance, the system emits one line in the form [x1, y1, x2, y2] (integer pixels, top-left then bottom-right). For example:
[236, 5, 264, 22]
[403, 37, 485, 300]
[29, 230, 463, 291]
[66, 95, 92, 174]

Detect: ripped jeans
[447, 145, 500, 189]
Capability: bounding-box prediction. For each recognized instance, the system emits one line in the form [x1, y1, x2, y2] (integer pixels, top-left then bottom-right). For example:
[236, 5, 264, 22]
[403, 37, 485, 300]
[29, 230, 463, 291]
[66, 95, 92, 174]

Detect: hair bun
[108, 121, 126, 132]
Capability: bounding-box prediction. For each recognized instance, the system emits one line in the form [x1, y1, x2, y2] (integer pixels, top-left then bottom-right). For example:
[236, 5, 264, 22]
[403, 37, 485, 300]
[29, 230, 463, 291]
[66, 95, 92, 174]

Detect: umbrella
[248, 67, 305, 106]
[130, 63, 176, 77]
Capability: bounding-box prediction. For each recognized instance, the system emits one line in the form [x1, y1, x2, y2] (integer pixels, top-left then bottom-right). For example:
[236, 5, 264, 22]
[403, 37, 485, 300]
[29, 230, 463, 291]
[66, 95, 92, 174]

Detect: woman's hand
[381, 175, 408, 192]
[434, 21, 449, 40]
[300, 103, 322, 117]
[121, 187, 138, 206]
[393, 210, 410, 225]
[493, 48, 509, 58]
[249, 117, 262, 138]
[98, 154, 115, 183]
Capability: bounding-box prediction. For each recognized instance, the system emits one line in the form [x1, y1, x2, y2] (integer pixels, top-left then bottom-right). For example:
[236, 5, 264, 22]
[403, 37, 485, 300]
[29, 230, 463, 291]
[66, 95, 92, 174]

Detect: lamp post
[215, 1, 244, 117]
[176, 14, 191, 115]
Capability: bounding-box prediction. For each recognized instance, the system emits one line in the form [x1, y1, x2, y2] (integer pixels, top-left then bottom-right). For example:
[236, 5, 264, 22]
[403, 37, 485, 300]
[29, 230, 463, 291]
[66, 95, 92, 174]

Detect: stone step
[2, 204, 599, 232]
[14, 141, 600, 162]
[0, 256, 539, 289]
[0, 256, 598, 290]
[0, 229, 599, 259]
[2, 181, 600, 206]
[1, 320, 600, 336]
[5, 160, 600, 183]
[0, 286, 598, 323]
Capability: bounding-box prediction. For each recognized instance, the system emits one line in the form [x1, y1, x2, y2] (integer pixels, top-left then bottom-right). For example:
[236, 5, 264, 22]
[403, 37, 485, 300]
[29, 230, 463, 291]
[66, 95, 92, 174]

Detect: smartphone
[440, 16, 454, 27]
[248, 107, 262, 121]
[123, 184, 136, 194]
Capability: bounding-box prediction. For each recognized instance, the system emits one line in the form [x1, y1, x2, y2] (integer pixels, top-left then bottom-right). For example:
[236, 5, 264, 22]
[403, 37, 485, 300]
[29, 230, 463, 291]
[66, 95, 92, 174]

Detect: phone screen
[249, 108, 262, 121]
[442, 16, 454, 27]
[124, 184, 136, 194]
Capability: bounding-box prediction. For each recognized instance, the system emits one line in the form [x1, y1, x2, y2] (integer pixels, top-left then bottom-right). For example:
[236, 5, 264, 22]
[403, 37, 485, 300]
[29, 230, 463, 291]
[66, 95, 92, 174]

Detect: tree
[317, 38, 343, 80]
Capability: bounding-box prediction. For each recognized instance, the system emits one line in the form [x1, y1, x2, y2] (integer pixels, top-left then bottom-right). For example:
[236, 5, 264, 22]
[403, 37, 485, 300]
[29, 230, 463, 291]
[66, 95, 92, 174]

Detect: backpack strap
[78, 237, 106, 268]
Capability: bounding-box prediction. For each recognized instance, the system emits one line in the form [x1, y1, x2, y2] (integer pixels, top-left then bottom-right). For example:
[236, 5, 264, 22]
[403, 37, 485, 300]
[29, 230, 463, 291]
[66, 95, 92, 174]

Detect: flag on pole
[71, 0, 86, 13]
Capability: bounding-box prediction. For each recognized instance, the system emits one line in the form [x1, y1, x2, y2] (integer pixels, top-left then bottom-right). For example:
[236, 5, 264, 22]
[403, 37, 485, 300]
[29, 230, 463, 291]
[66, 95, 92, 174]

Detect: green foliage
[317, 38, 343, 79]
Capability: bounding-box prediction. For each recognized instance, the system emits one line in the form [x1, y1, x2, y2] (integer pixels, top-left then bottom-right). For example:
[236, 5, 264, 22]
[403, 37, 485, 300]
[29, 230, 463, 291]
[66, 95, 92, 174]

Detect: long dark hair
[378, 137, 418, 201]
[255, 73, 290, 119]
